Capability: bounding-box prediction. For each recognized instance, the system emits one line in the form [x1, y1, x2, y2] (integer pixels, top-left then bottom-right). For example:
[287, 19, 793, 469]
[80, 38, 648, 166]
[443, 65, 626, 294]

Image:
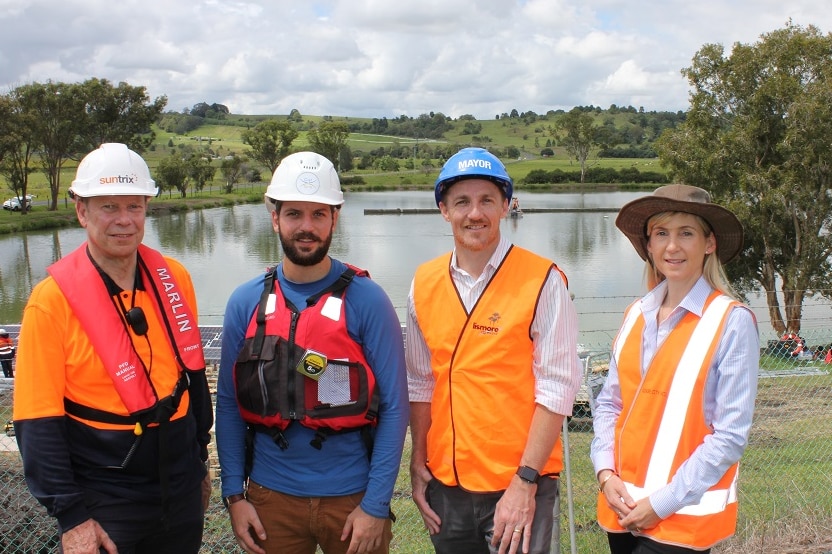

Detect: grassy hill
[5, 108, 675, 215]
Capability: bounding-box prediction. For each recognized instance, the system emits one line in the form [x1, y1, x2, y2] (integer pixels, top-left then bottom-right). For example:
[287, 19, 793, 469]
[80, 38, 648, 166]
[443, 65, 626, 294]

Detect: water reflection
[0, 191, 664, 344]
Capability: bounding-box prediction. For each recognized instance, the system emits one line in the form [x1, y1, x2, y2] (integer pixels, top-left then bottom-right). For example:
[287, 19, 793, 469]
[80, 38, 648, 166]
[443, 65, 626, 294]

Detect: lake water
[0, 190, 824, 346]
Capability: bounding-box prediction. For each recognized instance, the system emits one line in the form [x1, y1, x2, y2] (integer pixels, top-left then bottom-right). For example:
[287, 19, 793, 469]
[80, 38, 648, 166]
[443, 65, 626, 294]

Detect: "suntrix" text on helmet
[99, 174, 137, 185]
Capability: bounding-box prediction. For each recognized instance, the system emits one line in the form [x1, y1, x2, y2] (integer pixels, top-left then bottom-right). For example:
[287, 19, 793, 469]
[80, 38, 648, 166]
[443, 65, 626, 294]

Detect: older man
[14, 143, 212, 554]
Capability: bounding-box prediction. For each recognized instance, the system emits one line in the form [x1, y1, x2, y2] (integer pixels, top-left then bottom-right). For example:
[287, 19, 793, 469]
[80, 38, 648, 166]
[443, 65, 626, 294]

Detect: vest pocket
[303, 360, 370, 420]
[235, 335, 282, 417]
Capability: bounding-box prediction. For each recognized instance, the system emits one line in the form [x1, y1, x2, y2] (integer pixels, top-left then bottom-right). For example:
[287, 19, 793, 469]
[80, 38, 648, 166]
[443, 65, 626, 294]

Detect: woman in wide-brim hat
[590, 184, 759, 554]
[615, 183, 744, 292]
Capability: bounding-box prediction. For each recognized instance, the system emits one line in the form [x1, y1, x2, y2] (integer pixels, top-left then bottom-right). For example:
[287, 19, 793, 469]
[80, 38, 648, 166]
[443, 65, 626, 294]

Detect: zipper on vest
[287, 310, 300, 420]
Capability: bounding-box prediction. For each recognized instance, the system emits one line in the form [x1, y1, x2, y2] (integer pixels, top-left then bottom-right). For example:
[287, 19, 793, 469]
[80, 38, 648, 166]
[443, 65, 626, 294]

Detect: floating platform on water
[363, 207, 620, 215]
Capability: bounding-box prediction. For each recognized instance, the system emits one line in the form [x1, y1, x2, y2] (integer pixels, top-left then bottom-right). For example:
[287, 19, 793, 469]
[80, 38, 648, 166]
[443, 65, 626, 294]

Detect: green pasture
[1, 111, 668, 224]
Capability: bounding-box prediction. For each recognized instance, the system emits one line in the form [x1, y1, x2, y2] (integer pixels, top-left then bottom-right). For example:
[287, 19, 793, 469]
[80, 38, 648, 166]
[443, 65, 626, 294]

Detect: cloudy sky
[1, 0, 830, 119]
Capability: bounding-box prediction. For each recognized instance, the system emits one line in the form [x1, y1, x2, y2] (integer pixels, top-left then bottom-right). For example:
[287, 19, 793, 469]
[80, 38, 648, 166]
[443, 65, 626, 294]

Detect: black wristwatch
[516, 465, 540, 484]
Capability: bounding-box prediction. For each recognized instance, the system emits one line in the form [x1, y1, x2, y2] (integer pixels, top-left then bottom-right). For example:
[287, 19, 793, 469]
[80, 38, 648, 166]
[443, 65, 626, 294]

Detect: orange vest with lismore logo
[597, 292, 740, 550]
[413, 246, 566, 492]
[48, 244, 205, 418]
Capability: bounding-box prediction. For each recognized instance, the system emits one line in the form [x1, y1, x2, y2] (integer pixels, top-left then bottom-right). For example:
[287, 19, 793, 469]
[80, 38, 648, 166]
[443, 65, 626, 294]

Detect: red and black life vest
[234, 266, 379, 449]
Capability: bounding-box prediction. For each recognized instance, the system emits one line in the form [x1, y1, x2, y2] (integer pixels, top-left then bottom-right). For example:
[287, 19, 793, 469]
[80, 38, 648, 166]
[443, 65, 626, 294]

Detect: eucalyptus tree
[551, 108, 611, 183]
[306, 121, 350, 171]
[187, 155, 217, 192]
[0, 90, 39, 213]
[0, 79, 165, 211]
[77, 77, 166, 153]
[656, 22, 832, 334]
[21, 81, 86, 210]
[155, 155, 190, 198]
[220, 154, 246, 193]
[241, 119, 298, 174]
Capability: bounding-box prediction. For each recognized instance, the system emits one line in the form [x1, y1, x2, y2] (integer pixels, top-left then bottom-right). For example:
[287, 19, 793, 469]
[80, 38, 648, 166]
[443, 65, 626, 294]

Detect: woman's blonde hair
[644, 212, 738, 299]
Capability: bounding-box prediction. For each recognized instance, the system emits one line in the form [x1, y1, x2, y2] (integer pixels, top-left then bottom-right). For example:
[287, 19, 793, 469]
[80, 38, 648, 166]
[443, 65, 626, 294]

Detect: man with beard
[215, 152, 408, 554]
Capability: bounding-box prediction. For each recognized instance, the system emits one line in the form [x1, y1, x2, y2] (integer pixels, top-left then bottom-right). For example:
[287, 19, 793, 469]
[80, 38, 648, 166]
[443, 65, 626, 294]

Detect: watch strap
[222, 493, 246, 509]
[516, 465, 540, 484]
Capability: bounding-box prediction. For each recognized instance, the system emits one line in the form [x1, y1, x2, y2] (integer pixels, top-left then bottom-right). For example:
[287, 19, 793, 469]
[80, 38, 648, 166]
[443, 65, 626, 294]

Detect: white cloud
[1, 0, 831, 118]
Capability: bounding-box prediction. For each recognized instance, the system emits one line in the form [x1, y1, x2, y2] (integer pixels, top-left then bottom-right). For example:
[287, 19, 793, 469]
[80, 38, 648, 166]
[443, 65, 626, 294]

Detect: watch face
[517, 466, 539, 483]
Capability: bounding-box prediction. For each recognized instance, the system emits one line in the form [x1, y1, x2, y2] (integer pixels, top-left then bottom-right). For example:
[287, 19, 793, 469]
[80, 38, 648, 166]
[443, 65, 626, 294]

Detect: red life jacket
[234, 266, 379, 448]
[48, 244, 205, 420]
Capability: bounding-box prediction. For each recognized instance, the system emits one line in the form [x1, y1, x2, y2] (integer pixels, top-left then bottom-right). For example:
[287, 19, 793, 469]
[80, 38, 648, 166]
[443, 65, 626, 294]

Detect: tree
[375, 155, 399, 172]
[220, 154, 246, 193]
[338, 146, 353, 173]
[77, 78, 167, 153]
[241, 119, 298, 174]
[306, 121, 350, 170]
[22, 82, 86, 210]
[187, 155, 216, 192]
[655, 22, 832, 334]
[552, 108, 610, 183]
[0, 90, 39, 214]
[155, 155, 190, 198]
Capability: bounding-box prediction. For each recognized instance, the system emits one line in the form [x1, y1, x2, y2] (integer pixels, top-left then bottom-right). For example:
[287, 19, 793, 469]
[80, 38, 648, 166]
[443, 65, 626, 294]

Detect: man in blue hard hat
[406, 147, 581, 554]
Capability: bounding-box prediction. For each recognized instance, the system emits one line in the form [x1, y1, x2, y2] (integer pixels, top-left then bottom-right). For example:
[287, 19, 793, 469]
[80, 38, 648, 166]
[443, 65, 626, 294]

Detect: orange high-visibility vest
[598, 292, 740, 549]
[414, 246, 565, 491]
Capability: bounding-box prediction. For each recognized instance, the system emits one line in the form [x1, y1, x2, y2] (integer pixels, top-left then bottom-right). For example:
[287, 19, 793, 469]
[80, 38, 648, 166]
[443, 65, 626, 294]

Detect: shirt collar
[449, 236, 511, 278]
[640, 275, 713, 317]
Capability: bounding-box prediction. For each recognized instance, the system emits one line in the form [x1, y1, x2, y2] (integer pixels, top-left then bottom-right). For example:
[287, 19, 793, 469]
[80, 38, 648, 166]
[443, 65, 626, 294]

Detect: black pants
[608, 532, 711, 554]
[426, 477, 560, 554]
[59, 486, 204, 554]
[0, 358, 12, 378]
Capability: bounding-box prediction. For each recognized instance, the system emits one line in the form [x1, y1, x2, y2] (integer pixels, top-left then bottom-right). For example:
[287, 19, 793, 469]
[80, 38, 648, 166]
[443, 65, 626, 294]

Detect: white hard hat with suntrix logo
[264, 151, 343, 211]
[69, 143, 158, 198]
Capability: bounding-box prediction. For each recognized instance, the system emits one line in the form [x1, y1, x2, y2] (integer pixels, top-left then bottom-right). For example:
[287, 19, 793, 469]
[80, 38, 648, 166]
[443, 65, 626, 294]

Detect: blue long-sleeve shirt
[590, 276, 758, 519]
[215, 259, 409, 519]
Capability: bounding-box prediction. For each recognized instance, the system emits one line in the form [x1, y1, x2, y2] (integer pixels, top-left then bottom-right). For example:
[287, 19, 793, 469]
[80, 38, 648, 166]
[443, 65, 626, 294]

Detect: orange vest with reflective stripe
[414, 246, 565, 491]
[597, 292, 740, 549]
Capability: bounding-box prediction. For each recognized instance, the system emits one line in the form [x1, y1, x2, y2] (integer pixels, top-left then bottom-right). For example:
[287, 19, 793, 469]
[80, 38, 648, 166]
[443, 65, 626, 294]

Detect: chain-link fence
[2, 325, 832, 552]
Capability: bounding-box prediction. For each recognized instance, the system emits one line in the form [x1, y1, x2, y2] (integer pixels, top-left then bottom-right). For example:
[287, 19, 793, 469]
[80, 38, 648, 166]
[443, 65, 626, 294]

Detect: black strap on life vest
[63, 373, 190, 527]
[305, 267, 356, 307]
[63, 373, 190, 428]
[249, 267, 357, 361]
[309, 425, 375, 456]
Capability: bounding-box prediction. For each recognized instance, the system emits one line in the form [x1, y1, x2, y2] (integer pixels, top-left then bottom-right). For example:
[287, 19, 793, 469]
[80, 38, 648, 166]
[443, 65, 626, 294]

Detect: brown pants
[246, 481, 393, 554]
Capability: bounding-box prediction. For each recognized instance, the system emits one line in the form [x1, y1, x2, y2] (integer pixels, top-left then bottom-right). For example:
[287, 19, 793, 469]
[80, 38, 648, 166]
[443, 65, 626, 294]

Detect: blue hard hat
[434, 147, 513, 206]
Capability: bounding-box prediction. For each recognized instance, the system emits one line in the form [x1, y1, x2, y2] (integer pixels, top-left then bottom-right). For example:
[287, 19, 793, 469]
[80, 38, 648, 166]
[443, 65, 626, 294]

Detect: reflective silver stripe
[645, 295, 733, 489]
[612, 299, 642, 363]
[623, 467, 738, 516]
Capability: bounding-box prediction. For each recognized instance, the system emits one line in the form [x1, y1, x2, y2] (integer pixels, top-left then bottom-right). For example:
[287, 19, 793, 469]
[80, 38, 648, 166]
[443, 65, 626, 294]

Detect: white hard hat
[264, 152, 343, 211]
[69, 143, 158, 198]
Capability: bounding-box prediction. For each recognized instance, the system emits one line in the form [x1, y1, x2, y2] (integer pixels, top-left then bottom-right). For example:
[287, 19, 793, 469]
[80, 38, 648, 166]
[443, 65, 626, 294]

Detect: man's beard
[279, 229, 333, 266]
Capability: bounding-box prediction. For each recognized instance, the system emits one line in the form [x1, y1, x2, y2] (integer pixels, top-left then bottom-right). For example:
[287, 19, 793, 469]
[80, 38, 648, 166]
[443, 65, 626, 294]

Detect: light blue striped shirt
[590, 276, 759, 519]
[406, 236, 581, 417]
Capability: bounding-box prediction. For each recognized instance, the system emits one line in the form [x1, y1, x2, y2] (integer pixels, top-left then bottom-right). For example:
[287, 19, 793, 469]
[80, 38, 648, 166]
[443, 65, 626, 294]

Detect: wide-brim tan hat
[615, 184, 744, 264]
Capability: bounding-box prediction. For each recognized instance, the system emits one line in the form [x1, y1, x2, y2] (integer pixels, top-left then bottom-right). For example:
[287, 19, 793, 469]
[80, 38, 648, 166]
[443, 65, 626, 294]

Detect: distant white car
[2, 195, 33, 211]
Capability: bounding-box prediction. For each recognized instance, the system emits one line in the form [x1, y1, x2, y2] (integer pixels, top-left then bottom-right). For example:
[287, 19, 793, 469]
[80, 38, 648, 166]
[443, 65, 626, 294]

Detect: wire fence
[2, 323, 832, 552]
